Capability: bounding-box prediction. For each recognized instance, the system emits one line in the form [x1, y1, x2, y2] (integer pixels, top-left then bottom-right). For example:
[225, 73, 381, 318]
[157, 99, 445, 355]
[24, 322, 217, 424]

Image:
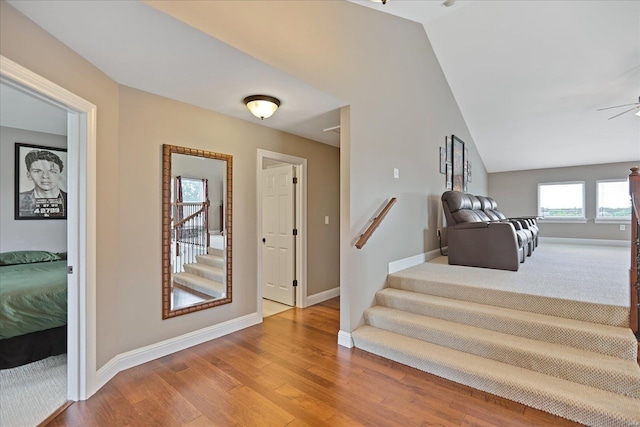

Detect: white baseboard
[94, 312, 261, 396]
[388, 247, 444, 274]
[305, 286, 340, 307]
[338, 330, 354, 348]
[540, 237, 630, 247]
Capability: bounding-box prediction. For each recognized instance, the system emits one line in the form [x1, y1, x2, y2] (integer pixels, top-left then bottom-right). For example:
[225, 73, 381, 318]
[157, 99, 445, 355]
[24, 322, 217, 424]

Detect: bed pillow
[0, 250, 62, 266]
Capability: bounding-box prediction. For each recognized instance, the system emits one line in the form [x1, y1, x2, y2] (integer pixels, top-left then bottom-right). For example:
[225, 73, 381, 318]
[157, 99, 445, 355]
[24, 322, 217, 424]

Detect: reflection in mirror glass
[162, 145, 232, 319]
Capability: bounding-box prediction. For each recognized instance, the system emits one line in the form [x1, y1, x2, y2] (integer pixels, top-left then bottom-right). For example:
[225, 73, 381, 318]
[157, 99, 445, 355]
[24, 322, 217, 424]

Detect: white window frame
[180, 177, 206, 203]
[595, 179, 631, 224]
[537, 181, 587, 223]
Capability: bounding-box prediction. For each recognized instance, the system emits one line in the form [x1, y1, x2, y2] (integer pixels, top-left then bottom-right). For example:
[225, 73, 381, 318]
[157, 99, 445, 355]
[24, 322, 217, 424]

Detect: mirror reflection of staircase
[173, 247, 226, 299]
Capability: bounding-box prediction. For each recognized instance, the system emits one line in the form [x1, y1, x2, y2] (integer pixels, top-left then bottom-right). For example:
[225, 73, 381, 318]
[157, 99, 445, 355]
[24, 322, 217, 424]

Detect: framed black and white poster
[15, 143, 68, 220]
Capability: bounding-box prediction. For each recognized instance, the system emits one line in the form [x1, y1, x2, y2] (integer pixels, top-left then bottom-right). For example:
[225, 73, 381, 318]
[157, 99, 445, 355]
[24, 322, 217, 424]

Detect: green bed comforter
[0, 260, 67, 339]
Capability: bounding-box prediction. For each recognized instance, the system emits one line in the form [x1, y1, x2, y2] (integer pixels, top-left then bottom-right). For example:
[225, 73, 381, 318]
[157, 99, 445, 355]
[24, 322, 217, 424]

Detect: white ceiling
[6, 0, 640, 172]
[6, 0, 345, 147]
[353, 0, 640, 172]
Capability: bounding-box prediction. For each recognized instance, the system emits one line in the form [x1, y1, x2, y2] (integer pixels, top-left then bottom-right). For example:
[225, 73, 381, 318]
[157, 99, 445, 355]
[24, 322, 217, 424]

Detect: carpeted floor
[422, 242, 628, 306]
[0, 354, 67, 427]
[354, 242, 639, 426]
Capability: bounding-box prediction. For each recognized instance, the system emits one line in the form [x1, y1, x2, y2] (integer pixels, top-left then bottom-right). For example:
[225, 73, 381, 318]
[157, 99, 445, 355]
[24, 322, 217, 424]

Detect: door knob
[262, 237, 266, 243]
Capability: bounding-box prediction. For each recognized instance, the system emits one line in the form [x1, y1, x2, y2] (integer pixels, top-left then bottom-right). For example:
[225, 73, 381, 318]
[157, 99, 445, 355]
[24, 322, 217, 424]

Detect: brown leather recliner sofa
[441, 191, 539, 271]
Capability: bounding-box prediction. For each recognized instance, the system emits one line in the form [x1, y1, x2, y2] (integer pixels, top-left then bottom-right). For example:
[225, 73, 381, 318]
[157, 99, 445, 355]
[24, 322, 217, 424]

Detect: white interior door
[261, 164, 295, 305]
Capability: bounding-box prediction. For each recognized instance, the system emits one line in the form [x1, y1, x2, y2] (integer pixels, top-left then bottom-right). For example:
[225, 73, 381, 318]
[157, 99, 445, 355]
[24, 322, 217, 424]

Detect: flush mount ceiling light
[243, 95, 280, 120]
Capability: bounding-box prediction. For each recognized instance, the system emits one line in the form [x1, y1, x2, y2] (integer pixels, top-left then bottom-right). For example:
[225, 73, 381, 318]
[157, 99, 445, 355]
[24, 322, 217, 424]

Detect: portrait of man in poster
[15, 143, 67, 219]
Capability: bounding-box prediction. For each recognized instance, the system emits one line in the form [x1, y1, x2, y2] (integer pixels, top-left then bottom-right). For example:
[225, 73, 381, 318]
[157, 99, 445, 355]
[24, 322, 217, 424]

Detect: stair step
[183, 263, 224, 282]
[207, 247, 224, 257]
[376, 288, 637, 360]
[352, 326, 640, 427]
[365, 305, 640, 398]
[173, 272, 226, 298]
[196, 254, 224, 269]
[387, 271, 629, 327]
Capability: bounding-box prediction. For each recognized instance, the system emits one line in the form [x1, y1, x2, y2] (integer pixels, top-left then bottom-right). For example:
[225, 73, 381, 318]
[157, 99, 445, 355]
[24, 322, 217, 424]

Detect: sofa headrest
[442, 191, 469, 212]
[486, 197, 499, 210]
[468, 195, 482, 210]
[476, 196, 490, 211]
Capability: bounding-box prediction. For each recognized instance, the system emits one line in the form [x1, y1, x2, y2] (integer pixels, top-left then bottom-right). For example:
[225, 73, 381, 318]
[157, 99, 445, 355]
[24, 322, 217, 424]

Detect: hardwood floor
[48, 298, 580, 426]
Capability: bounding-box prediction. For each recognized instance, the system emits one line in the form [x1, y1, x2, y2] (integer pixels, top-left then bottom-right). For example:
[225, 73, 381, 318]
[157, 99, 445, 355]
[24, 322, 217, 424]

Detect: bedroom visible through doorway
[1, 55, 97, 422]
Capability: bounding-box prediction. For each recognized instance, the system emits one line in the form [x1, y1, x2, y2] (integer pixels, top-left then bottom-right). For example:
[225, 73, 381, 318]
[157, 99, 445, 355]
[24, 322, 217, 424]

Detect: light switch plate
[393, 168, 399, 179]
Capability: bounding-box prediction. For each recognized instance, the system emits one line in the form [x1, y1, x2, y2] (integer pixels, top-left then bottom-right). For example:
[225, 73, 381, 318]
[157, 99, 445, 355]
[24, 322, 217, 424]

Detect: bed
[0, 250, 68, 369]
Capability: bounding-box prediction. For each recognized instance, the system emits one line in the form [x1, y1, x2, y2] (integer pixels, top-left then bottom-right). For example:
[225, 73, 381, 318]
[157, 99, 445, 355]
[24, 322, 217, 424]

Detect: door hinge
[67, 266, 74, 274]
[293, 279, 298, 287]
[293, 177, 298, 184]
[293, 228, 298, 236]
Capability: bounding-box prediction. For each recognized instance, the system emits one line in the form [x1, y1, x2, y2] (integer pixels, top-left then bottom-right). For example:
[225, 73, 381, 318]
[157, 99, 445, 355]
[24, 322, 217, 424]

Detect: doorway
[257, 150, 307, 318]
[262, 163, 296, 306]
[0, 56, 97, 408]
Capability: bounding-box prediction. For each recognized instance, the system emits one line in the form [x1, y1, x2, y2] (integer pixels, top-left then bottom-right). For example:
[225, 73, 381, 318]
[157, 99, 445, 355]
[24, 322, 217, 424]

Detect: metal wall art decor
[452, 135, 464, 192]
[442, 135, 471, 192]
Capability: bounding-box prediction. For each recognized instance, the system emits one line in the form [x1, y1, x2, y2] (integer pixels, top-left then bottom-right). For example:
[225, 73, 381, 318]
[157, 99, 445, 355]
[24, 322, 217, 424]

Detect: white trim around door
[1, 55, 97, 401]
[257, 149, 308, 316]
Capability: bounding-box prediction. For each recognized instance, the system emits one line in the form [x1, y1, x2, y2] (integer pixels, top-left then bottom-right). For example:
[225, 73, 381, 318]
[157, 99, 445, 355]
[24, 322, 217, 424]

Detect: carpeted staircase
[173, 247, 226, 298]
[352, 269, 640, 426]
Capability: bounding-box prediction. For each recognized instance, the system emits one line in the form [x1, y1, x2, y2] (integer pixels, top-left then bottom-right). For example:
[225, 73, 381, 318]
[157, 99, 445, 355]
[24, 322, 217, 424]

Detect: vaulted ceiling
[5, 0, 640, 172]
[354, 0, 640, 172]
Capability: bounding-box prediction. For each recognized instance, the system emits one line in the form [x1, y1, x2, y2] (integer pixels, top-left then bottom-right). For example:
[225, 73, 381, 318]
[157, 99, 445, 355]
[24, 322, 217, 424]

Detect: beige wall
[117, 86, 339, 353]
[1, 1, 339, 367]
[148, 1, 488, 332]
[488, 161, 638, 241]
[1, 1, 121, 368]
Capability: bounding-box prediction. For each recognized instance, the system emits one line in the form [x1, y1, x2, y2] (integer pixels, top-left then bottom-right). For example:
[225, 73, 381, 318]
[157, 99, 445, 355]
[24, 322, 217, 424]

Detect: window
[596, 179, 631, 221]
[180, 178, 205, 202]
[538, 181, 585, 220]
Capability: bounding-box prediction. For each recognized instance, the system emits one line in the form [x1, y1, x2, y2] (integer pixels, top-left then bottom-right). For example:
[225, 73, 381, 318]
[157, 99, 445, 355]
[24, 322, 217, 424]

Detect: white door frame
[257, 149, 307, 317]
[1, 55, 97, 401]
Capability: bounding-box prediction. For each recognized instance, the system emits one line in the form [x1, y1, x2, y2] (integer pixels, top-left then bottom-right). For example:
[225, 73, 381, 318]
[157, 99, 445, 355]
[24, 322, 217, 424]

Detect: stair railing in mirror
[162, 144, 233, 319]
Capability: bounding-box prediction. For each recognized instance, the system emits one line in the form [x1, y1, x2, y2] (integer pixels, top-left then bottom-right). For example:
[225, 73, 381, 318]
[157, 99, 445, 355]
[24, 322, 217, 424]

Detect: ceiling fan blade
[607, 106, 639, 120]
[597, 102, 639, 111]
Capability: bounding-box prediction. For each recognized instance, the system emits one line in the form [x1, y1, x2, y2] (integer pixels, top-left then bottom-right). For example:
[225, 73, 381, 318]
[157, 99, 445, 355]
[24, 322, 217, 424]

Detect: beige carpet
[423, 243, 628, 306]
[390, 243, 629, 327]
[352, 243, 640, 427]
[0, 354, 67, 427]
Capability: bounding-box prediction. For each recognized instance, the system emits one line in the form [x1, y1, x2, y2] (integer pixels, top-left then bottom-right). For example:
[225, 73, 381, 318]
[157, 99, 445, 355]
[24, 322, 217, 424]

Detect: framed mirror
[162, 144, 232, 319]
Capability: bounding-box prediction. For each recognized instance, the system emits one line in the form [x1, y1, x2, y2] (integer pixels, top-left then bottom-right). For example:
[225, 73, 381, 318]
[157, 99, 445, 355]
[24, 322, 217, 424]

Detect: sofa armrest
[453, 222, 491, 230]
[447, 220, 521, 271]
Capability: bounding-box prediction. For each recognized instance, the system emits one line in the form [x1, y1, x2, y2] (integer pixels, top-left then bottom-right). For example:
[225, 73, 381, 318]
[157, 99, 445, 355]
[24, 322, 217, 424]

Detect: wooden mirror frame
[162, 144, 233, 319]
